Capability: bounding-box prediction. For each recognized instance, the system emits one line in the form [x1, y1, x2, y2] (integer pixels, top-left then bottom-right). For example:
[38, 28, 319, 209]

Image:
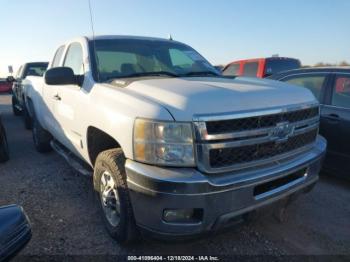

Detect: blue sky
[0, 0, 349, 76]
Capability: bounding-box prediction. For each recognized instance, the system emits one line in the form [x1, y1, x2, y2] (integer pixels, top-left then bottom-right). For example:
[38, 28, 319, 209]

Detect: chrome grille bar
[193, 103, 320, 174]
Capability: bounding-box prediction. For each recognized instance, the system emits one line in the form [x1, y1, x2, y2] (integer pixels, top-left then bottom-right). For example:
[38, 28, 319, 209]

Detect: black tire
[23, 105, 32, 130]
[94, 148, 138, 244]
[12, 96, 21, 116]
[0, 125, 9, 163]
[32, 116, 52, 153]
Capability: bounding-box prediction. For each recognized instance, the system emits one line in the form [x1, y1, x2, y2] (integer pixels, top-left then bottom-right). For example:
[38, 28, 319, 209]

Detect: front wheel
[94, 149, 138, 244]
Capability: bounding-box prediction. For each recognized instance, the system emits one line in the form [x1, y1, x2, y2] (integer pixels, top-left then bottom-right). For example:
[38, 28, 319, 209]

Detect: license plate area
[254, 168, 307, 200]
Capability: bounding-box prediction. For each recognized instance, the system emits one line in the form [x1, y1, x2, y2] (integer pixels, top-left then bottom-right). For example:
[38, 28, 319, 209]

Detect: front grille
[209, 128, 318, 168]
[206, 107, 319, 134]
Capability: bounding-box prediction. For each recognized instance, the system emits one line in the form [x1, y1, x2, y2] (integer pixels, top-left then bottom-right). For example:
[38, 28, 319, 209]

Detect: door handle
[324, 113, 340, 123]
[53, 94, 61, 101]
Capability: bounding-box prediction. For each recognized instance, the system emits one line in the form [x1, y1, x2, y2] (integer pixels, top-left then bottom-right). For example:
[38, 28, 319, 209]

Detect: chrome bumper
[125, 136, 326, 237]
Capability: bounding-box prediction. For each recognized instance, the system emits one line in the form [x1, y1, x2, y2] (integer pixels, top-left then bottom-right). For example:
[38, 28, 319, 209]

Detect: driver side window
[52, 46, 65, 68]
[63, 43, 84, 75]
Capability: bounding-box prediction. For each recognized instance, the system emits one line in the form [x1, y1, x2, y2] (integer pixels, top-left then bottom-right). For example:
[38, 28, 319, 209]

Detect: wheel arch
[87, 126, 122, 167]
[87, 126, 123, 191]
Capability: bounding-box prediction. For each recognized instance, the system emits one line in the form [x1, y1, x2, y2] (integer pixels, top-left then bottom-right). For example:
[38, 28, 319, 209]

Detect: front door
[54, 42, 85, 157]
[41, 46, 66, 137]
[321, 74, 350, 176]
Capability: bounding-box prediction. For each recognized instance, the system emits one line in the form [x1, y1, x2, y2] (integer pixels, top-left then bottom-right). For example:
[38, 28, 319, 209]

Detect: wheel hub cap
[100, 170, 120, 226]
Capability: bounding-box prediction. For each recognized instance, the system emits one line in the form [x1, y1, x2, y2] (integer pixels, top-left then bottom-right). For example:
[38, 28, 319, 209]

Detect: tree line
[305, 61, 350, 67]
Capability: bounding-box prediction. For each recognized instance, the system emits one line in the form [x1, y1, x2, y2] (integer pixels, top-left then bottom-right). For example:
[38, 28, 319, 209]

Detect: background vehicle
[0, 114, 9, 163]
[222, 57, 301, 78]
[8, 62, 48, 129]
[25, 35, 325, 243]
[0, 79, 11, 93]
[0, 205, 31, 261]
[214, 65, 224, 72]
[269, 67, 350, 178]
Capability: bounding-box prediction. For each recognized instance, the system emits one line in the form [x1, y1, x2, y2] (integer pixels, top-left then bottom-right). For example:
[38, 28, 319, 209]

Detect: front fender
[82, 84, 174, 161]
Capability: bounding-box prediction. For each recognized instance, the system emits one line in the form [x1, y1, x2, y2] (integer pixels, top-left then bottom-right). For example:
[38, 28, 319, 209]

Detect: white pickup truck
[25, 35, 326, 243]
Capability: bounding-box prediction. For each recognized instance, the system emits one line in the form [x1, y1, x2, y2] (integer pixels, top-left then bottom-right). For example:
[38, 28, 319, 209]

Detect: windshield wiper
[105, 71, 179, 81]
[181, 71, 220, 77]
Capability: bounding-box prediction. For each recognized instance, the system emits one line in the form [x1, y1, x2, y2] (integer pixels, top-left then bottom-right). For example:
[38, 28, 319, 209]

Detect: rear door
[321, 73, 350, 175]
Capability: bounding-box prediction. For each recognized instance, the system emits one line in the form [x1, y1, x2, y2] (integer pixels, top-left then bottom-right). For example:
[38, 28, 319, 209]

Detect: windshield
[90, 38, 219, 81]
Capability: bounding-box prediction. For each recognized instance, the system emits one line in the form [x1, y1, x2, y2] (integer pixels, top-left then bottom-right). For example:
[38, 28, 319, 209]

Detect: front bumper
[126, 136, 327, 237]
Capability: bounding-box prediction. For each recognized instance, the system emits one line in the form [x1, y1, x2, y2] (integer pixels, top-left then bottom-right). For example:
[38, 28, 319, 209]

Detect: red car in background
[0, 79, 11, 93]
[222, 57, 301, 78]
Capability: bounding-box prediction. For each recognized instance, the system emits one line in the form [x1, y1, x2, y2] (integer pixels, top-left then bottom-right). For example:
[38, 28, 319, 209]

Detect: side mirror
[6, 76, 15, 83]
[45, 67, 77, 85]
[0, 205, 31, 260]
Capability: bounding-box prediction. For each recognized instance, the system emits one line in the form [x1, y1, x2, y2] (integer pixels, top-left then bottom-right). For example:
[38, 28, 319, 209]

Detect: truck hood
[119, 76, 317, 121]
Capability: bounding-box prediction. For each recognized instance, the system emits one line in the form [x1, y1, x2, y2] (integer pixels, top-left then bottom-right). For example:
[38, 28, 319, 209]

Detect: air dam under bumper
[126, 136, 326, 237]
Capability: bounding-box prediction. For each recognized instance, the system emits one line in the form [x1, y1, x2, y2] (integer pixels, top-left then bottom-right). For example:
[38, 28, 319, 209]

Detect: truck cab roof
[86, 35, 176, 43]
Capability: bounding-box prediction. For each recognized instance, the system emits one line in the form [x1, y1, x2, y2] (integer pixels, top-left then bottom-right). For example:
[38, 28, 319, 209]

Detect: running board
[50, 140, 93, 177]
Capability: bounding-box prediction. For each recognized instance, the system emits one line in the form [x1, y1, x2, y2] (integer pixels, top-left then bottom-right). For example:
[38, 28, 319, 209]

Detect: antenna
[88, 0, 95, 38]
[168, 34, 173, 41]
[88, 0, 100, 82]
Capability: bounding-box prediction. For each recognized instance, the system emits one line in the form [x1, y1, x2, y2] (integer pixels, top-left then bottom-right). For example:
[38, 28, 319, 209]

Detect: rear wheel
[94, 149, 138, 244]
[12, 96, 21, 116]
[32, 116, 52, 153]
[0, 125, 9, 163]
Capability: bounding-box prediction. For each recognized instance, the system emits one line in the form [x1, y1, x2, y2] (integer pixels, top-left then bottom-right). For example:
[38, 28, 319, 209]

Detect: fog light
[163, 208, 203, 223]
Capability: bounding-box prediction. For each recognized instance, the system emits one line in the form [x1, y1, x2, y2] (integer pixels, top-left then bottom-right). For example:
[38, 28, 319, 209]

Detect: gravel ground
[0, 94, 349, 260]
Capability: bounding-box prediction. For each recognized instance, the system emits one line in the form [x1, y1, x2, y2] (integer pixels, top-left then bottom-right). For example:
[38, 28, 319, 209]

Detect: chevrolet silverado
[24, 35, 326, 243]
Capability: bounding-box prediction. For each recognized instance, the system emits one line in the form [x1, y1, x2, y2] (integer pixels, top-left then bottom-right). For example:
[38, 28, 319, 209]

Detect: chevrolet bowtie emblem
[270, 122, 295, 143]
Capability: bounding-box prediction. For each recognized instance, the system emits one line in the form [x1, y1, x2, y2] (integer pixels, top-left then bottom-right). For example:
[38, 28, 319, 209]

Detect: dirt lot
[0, 94, 349, 259]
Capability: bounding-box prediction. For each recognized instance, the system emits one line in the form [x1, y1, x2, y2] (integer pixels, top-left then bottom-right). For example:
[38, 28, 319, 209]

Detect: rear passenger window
[284, 75, 326, 101]
[243, 62, 259, 77]
[332, 76, 350, 108]
[223, 64, 240, 76]
[52, 46, 65, 68]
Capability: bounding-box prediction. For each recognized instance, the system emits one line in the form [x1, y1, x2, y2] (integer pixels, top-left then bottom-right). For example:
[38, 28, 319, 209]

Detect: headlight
[133, 119, 195, 166]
